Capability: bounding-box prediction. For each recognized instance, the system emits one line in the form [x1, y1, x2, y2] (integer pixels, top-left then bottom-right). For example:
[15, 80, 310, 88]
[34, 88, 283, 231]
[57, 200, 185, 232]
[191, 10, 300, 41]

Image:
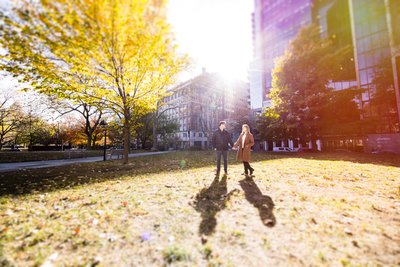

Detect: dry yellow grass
[0, 151, 399, 266]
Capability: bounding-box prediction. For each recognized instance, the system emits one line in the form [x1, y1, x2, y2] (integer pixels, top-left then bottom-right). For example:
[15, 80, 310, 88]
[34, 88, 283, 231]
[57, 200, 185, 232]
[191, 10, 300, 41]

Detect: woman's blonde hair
[242, 124, 250, 134]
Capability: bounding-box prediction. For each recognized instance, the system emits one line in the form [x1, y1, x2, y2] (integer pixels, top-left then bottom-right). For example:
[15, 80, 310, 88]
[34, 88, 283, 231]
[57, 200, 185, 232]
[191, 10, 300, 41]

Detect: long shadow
[239, 177, 276, 227]
[192, 175, 239, 236]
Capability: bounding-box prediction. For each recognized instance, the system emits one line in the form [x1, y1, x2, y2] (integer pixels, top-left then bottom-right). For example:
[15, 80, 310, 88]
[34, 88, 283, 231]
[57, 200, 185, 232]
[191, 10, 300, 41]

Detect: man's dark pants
[216, 150, 228, 173]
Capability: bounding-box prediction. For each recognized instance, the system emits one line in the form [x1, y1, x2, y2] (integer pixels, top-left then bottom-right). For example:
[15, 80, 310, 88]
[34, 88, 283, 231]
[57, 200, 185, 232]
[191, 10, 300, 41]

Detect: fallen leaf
[73, 227, 80, 236]
[344, 228, 353, 235]
[352, 240, 360, 247]
[372, 204, 383, 212]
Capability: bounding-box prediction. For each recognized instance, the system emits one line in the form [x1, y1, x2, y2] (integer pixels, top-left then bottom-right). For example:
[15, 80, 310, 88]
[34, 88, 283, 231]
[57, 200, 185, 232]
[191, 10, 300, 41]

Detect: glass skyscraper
[258, 0, 313, 107]
[252, 0, 400, 152]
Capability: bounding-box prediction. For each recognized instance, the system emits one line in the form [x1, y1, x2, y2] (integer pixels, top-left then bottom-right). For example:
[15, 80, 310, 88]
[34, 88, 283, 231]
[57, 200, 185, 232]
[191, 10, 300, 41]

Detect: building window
[360, 70, 368, 85]
[361, 88, 370, 101]
[194, 141, 202, 147]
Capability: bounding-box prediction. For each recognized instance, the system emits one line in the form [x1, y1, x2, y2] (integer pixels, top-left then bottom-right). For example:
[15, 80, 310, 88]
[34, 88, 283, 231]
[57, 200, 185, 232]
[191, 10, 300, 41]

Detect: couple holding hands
[211, 121, 255, 177]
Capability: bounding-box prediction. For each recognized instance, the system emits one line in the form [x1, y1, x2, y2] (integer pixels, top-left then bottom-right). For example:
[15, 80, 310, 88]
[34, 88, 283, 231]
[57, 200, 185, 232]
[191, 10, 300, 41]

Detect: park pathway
[0, 151, 171, 172]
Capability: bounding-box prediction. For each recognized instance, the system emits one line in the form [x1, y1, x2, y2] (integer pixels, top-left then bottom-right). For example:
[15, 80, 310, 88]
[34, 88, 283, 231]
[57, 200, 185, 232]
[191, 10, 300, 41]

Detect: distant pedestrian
[234, 124, 255, 177]
[212, 121, 234, 176]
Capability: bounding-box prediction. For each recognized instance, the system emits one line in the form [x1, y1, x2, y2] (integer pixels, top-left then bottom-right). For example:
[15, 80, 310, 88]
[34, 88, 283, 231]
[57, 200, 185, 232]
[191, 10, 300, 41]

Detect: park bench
[106, 148, 124, 160]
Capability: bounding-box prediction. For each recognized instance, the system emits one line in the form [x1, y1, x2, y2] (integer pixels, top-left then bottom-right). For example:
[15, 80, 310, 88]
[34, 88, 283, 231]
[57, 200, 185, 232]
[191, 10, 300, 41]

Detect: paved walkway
[0, 151, 171, 172]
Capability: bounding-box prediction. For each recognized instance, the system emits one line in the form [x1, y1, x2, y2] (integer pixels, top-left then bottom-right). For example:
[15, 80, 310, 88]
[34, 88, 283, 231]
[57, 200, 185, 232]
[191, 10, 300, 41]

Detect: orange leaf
[73, 227, 80, 236]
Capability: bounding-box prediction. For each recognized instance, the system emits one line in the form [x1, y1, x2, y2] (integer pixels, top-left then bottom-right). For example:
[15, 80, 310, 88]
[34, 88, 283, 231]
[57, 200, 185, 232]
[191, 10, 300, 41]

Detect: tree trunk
[151, 113, 158, 151]
[123, 113, 130, 164]
[14, 134, 18, 147]
[141, 136, 147, 149]
[0, 133, 4, 150]
[92, 135, 97, 149]
[128, 132, 131, 153]
[86, 134, 92, 150]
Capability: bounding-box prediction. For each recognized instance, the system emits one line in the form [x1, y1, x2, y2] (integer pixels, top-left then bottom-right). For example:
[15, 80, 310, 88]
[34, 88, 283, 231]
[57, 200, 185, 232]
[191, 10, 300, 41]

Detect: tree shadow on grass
[192, 175, 239, 237]
[0, 151, 251, 197]
[239, 177, 276, 227]
[1, 150, 398, 197]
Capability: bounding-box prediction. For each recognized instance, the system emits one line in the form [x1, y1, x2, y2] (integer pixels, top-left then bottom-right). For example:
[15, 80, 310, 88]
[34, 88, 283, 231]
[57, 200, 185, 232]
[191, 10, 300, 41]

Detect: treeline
[0, 93, 179, 150]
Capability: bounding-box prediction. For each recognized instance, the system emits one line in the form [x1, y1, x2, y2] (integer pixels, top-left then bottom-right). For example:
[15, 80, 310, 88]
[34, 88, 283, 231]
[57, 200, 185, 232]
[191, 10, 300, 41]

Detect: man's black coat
[212, 129, 234, 151]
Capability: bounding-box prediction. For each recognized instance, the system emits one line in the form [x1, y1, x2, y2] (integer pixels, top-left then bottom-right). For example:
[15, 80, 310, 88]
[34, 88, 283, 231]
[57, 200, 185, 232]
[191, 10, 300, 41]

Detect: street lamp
[100, 120, 108, 161]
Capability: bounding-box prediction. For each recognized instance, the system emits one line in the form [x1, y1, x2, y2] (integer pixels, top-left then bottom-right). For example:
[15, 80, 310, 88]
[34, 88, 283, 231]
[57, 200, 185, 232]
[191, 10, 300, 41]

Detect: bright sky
[0, 0, 254, 91]
[167, 0, 254, 82]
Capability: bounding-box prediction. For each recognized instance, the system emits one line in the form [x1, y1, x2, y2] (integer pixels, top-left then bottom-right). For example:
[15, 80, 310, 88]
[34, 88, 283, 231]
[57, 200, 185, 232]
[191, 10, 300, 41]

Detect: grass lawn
[0, 151, 399, 266]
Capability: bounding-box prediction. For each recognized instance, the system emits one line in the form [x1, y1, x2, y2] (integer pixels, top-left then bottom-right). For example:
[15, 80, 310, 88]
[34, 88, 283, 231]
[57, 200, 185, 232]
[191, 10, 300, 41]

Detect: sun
[167, 0, 253, 83]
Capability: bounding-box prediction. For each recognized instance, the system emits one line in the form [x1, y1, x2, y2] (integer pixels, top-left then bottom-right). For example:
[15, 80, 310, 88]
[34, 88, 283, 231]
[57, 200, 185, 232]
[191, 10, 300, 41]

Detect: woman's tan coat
[234, 132, 255, 162]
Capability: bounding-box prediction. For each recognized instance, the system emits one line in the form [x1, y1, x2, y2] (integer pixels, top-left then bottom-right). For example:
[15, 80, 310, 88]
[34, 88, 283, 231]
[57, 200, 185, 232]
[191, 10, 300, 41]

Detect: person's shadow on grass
[193, 175, 239, 237]
[239, 177, 276, 227]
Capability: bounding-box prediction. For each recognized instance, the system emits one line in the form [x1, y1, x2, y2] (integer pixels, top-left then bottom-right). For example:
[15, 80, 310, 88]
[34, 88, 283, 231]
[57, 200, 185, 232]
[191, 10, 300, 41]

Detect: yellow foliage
[0, 0, 188, 162]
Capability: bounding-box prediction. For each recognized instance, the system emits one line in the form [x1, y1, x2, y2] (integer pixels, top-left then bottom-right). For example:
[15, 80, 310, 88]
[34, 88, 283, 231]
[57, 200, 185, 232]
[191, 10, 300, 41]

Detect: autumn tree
[107, 120, 124, 148]
[56, 117, 88, 148]
[156, 115, 179, 149]
[256, 107, 288, 142]
[135, 112, 178, 149]
[151, 98, 184, 151]
[0, 94, 22, 149]
[51, 97, 106, 149]
[15, 112, 56, 148]
[0, 0, 187, 163]
[230, 111, 254, 136]
[268, 24, 361, 147]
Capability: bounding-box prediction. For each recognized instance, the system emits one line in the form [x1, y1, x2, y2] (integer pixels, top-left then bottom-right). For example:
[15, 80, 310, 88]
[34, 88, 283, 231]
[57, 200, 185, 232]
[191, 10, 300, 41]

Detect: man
[212, 121, 234, 176]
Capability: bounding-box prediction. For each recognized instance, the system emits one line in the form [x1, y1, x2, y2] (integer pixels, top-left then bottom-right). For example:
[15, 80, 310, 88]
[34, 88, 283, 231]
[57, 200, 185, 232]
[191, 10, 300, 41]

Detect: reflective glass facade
[314, 0, 357, 90]
[352, 0, 399, 133]
[389, 0, 400, 46]
[259, 0, 313, 103]
[254, 0, 400, 135]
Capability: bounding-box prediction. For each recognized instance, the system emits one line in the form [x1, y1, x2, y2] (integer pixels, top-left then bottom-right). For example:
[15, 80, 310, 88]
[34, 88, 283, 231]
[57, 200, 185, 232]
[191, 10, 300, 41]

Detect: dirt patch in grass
[0, 151, 399, 266]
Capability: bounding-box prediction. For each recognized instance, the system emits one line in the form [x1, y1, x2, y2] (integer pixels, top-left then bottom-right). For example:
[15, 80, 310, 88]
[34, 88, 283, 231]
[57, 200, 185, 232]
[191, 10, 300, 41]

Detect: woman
[234, 124, 255, 177]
